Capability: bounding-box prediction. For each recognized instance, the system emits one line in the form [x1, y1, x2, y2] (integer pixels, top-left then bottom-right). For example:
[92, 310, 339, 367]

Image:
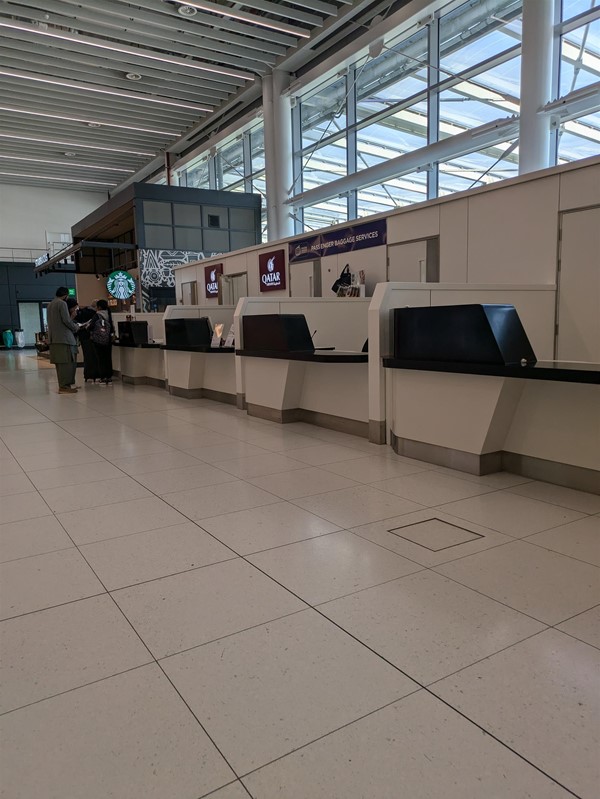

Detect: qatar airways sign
[259, 250, 286, 292]
[204, 263, 223, 298]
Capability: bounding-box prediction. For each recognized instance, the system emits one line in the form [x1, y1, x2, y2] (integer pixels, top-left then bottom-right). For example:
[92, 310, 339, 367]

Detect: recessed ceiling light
[176, 1, 310, 37]
[64, 151, 77, 157]
[178, 5, 197, 16]
[125, 72, 142, 81]
[88, 121, 102, 128]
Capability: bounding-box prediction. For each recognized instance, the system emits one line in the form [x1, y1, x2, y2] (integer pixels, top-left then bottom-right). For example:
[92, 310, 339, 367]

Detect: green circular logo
[106, 270, 136, 300]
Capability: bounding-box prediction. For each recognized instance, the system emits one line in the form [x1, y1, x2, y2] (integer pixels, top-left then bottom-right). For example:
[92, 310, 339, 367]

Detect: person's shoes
[98, 380, 106, 387]
[58, 386, 78, 394]
[106, 380, 113, 386]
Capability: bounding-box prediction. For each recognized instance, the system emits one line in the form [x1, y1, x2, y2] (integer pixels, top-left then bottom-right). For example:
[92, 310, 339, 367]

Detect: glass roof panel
[440, 0, 522, 76]
[357, 172, 428, 216]
[557, 112, 600, 161]
[438, 140, 519, 195]
[301, 77, 347, 150]
[560, 18, 600, 94]
[563, 0, 599, 22]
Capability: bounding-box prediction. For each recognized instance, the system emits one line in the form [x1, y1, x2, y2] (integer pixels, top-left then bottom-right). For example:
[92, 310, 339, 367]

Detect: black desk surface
[161, 345, 235, 354]
[114, 341, 161, 349]
[382, 358, 600, 385]
[236, 349, 367, 364]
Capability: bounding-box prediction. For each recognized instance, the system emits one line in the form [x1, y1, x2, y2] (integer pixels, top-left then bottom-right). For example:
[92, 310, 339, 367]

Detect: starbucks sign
[107, 270, 136, 300]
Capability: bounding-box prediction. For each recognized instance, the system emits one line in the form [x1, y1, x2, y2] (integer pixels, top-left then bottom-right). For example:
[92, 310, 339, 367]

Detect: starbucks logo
[106, 270, 136, 300]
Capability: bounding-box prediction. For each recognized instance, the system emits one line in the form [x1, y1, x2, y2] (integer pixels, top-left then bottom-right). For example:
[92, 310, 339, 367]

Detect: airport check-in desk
[113, 322, 165, 387]
[382, 305, 600, 493]
[237, 314, 369, 435]
[162, 315, 236, 402]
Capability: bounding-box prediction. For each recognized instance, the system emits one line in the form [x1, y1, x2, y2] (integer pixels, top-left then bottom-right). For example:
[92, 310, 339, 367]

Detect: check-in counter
[382, 304, 600, 493]
[162, 305, 237, 402]
[236, 310, 369, 436]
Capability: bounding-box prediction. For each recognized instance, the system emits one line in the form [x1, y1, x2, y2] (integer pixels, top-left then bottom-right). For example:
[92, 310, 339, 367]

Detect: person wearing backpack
[89, 299, 114, 385]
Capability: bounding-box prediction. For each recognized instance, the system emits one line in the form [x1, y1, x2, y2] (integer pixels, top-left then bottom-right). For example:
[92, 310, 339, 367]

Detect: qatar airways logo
[204, 264, 222, 296]
[259, 250, 286, 292]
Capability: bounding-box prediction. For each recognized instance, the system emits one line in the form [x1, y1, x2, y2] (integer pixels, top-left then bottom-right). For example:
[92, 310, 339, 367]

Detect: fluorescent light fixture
[0, 70, 212, 112]
[0, 20, 253, 81]
[0, 107, 178, 136]
[0, 155, 135, 173]
[178, 1, 310, 37]
[0, 171, 117, 186]
[0, 133, 154, 156]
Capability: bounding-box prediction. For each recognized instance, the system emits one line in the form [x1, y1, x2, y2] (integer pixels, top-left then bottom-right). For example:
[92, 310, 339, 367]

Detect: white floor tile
[135, 463, 237, 495]
[111, 450, 203, 475]
[430, 466, 533, 488]
[0, 665, 235, 799]
[57, 496, 188, 545]
[112, 558, 305, 658]
[372, 470, 496, 506]
[244, 431, 328, 452]
[556, 605, 600, 649]
[162, 610, 417, 774]
[322, 455, 429, 483]
[435, 540, 600, 625]
[0, 472, 34, 497]
[248, 531, 422, 604]
[163, 481, 279, 521]
[39, 476, 152, 513]
[440, 491, 586, 537]
[213, 452, 306, 479]
[292, 485, 425, 528]
[187, 441, 272, 464]
[0, 491, 51, 524]
[525, 514, 600, 567]
[243, 691, 570, 798]
[0, 549, 105, 620]
[80, 522, 236, 590]
[287, 443, 369, 466]
[207, 783, 249, 799]
[199, 502, 340, 555]
[0, 516, 74, 563]
[247, 466, 360, 500]
[320, 570, 544, 684]
[0, 457, 23, 476]
[507, 480, 600, 514]
[27, 460, 124, 490]
[433, 630, 600, 799]
[17, 448, 103, 472]
[350, 509, 512, 567]
[0, 595, 152, 712]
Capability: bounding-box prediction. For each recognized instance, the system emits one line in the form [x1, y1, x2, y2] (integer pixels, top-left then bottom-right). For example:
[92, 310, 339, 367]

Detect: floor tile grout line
[0, 591, 108, 623]
[518, 536, 600, 569]
[550, 601, 600, 626]
[502, 486, 599, 516]
[0, 659, 155, 718]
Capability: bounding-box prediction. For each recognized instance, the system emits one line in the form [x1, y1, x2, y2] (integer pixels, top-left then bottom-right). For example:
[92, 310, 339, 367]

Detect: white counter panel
[300, 363, 368, 423]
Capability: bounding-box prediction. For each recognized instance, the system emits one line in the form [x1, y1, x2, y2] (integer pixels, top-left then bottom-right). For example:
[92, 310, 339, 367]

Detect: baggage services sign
[259, 250, 286, 292]
[289, 218, 386, 263]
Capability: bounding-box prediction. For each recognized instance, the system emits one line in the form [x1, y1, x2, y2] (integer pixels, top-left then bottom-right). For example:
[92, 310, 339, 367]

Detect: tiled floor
[0, 352, 598, 799]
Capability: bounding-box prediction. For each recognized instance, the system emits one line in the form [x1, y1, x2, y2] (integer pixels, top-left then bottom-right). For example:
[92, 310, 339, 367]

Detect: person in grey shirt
[47, 287, 81, 394]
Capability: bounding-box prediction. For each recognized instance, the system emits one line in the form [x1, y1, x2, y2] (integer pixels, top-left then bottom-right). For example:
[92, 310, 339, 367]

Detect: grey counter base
[391, 432, 599, 494]
[121, 374, 166, 389]
[247, 403, 369, 439]
[168, 385, 236, 404]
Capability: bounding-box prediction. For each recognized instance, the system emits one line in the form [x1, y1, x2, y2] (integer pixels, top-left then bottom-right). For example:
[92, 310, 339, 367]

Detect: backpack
[90, 315, 112, 345]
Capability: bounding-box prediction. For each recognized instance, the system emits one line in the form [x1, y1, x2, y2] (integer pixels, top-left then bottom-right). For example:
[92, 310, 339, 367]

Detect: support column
[519, 0, 555, 174]
[263, 70, 294, 241]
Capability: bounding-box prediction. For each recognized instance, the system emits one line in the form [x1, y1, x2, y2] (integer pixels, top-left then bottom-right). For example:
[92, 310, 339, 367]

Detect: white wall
[0, 184, 107, 251]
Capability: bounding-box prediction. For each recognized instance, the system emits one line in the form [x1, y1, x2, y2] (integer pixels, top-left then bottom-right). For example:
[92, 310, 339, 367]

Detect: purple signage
[289, 218, 387, 263]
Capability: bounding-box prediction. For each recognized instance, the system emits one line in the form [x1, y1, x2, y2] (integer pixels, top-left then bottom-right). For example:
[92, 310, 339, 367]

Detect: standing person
[75, 301, 99, 382]
[89, 299, 114, 385]
[47, 287, 80, 394]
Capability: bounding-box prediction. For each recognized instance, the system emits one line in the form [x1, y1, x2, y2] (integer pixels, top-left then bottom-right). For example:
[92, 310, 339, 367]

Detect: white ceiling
[0, 0, 386, 193]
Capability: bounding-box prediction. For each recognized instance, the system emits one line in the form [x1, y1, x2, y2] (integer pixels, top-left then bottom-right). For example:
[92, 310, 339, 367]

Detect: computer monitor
[118, 321, 148, 346]
[165, 317, 213, 348]
[242, 314, 314, 352]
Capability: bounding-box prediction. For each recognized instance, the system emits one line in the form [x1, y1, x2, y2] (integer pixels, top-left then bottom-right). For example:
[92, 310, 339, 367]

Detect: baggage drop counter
[382, 303, 599, 493]
[235, 298, 369, 436]
[162, 305, 237, 403]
